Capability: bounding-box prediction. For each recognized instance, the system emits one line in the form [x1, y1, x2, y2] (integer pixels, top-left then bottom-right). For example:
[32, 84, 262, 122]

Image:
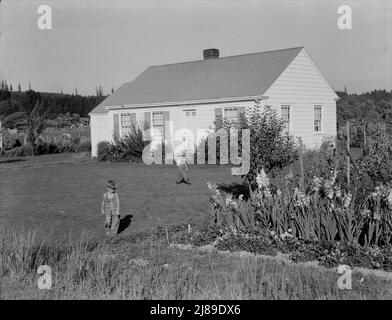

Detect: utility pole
[346, 121, 350, 189]
[0, 119, 3, 150]
[299, 139, 305, 191]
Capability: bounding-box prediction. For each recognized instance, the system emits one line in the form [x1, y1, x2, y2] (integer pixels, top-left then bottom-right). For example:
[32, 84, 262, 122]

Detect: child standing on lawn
[101, 180, 120, 235]
[175, 138, 191, 185]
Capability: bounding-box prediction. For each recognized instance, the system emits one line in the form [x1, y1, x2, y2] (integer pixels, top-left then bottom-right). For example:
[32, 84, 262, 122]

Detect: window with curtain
[314, 105, 322, 132]
[152, 112, 164, 138]
[224, 107, 239, 123]
[120, 114, 132, 137]
[281, 105, 290, 132]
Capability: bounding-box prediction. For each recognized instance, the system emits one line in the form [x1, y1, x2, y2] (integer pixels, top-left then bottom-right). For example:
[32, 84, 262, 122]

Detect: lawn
[0, 153, 241, 239]
[2, 153, 392, 300]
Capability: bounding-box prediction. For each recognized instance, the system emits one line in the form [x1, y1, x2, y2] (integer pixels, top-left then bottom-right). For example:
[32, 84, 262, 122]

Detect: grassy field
[0, 153, 241, 238]
[2, 153, 392, 300]
[1, 226, 392, 300]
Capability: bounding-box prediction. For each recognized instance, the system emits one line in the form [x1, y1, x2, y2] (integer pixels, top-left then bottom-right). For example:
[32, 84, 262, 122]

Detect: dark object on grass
[117, 214, 133, 234]
[218, 182, 250, 200]
[12, 139, 22, 148]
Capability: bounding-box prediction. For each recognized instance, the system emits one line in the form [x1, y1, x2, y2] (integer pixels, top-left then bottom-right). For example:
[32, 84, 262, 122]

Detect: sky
[0, 0, 391, 96]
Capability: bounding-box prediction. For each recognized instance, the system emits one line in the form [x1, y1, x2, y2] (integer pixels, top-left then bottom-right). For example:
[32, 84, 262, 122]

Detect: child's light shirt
[174, 142, 188, 167]
[102, 192, 120, 216]
[176, 154, 187, 166]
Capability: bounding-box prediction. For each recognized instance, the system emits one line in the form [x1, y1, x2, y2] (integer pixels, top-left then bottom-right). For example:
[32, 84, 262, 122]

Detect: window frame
[120, 113, 133, 137]
[314, 105, 323, 133]
[152, 112, 165, 138]
[184, 109, 197, 118]
[223, 107, 239, 123]
[281, 105, 291, 132]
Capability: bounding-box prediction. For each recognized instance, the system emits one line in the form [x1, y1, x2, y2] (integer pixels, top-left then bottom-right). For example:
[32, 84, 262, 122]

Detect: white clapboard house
[89, 47, 338, 157]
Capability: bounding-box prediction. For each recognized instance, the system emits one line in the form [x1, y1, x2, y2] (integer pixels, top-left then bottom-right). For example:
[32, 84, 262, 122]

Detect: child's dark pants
[176, 164, 190, 184]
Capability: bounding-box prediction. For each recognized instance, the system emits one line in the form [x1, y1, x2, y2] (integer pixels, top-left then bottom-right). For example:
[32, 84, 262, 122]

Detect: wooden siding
[90, 48, 337, 156]
[263, 48, 337, 148]
[90, 114, 111, 157]
[106, 100, 254, 145]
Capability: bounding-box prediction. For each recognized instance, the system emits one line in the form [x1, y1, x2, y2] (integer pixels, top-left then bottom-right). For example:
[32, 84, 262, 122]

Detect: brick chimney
[203, 48, 219, 59]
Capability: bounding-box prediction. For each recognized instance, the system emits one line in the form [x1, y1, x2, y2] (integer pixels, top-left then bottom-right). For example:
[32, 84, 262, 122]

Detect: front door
[184, 109, 197, 139]
[183, 109, 197, 156]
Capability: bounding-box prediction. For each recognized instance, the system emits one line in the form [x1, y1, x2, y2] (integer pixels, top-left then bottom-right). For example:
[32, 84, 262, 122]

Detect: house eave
[103, 95, 268, 112]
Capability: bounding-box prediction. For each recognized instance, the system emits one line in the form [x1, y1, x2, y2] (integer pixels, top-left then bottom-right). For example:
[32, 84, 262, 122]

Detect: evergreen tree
[18, 83, 21, 92]
[25, 100, 47, 149]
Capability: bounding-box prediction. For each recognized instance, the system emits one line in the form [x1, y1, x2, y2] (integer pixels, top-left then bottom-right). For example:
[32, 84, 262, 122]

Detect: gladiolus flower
[256, 169, 270, 190]
[344, 193, 352, 208]
[374, 212, 381, 221]
[387, 190, 392, 207]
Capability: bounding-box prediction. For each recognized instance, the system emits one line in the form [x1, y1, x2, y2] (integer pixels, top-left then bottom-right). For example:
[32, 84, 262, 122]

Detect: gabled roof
[90, 46, 304, 114]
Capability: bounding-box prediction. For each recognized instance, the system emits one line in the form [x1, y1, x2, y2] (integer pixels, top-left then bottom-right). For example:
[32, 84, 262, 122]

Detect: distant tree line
[0, 81, 106, 128]
[1, 80, 391, 130]
[335, 89, 392, 148]
[336, 89, 392, 127]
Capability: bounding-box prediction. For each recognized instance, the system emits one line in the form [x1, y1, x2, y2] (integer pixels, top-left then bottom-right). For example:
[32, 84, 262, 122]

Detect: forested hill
[0, 85, 391, 126]
[336, 89, 392, 127]
[0, 88, 106, 119]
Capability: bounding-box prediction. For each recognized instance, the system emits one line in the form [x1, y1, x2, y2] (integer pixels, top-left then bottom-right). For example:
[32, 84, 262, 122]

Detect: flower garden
[2, 101, 392, 299]
[151, 105, 392, 273]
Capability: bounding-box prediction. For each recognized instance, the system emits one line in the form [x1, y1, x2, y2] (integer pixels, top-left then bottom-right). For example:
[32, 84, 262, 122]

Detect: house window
[281, 105, 290, 132]
[314, 105, 322, 132]
[152, 112, 164, 138]
[121, 114, 133, 137]
[224, 108, 239, 123]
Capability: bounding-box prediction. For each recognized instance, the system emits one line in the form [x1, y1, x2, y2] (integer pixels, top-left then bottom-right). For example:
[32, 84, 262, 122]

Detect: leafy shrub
[72, 136, 81, 146]
[97, 141, 111, 161]
[211, 103, 297, 186]
[96, 124, 149, 163]
[358, 122, 392, 184]
[33, 141, 59, 155]
[244, 105, 297, 184]
[75, 140, 91, 152]
[0, 136, 91, 158]
[2, 111, 28, 129]
[22, 142, 34, 156]
[3, 146, 24, 157]
[275, 138, 347, 190]
[1, 143, 32, 157]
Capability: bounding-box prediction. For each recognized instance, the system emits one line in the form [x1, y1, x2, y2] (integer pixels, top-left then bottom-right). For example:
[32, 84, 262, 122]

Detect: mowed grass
[0, 154, 241, 238]
[2, 153, 392, 300]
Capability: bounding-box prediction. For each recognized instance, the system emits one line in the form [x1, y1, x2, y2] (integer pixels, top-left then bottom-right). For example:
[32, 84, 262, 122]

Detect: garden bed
[155, 222, 392, 273]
